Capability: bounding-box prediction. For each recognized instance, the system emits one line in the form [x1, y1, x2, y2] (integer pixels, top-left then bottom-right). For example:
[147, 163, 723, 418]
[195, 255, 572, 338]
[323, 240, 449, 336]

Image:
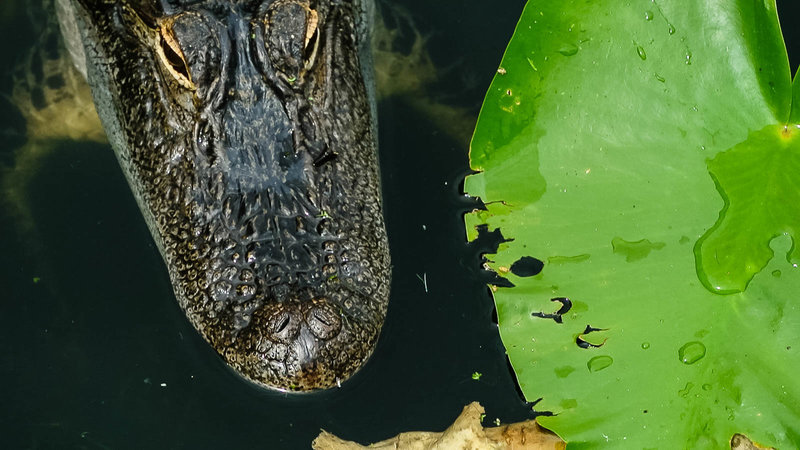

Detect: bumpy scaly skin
[63, 0, 389, 390]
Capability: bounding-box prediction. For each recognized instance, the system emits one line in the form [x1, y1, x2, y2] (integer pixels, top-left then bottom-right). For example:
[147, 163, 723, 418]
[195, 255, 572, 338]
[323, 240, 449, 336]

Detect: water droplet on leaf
[611, 237, 665, 262]
[636, 45, 647, 60]
[644, 10, 653, 21]
[678, 341, 706, 364]
[587, 355, 613, 372]
[678, 381, 694, 397]
[560, 398, 578, 409]
[678, 382, 694, 397]
[558, 44, 579, 56]
[547, 254, 590, 264]
[554, 366, 576, 378]
[641, 342, 650, 349]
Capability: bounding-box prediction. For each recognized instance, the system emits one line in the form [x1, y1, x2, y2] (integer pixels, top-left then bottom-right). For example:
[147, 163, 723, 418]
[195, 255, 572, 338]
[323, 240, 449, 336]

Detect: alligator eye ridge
[263, 0, 321, 81]
[302, 8, 320, 70]
[156, 23, 195, 90]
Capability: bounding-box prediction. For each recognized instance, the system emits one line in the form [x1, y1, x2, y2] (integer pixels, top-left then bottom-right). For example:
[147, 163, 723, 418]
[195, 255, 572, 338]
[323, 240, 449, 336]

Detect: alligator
[54, 0, 391, 391]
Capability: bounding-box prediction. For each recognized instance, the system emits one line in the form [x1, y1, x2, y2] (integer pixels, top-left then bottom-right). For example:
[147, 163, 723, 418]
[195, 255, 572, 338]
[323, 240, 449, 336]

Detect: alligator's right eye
[156, 24, 195, 90]
[263, 0, 321, 82]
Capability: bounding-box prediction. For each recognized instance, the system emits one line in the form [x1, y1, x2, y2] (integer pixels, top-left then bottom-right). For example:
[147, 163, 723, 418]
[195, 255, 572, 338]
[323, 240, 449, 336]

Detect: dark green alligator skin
[57, 0, 390, 391]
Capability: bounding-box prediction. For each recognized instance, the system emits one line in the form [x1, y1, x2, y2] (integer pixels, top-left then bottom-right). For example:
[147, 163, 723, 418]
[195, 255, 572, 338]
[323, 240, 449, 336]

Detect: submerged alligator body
[56, 0, 390, 390]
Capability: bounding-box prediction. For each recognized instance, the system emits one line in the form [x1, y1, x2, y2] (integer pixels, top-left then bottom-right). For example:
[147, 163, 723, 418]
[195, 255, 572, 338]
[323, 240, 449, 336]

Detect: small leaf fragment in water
[416, 273, 428, 292]
[471, 371, 482, 380]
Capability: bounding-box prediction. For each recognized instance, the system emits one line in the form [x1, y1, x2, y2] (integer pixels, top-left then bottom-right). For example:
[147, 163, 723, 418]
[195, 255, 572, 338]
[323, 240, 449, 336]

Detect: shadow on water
[0, 0, 533, 448]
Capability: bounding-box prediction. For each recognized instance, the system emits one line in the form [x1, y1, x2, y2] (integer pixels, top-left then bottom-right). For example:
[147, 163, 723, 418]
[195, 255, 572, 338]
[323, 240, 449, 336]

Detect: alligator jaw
[64, 0, 389, 391]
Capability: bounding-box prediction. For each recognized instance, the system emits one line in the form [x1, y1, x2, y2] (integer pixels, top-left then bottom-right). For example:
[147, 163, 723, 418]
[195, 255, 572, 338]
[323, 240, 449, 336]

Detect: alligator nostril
[306, 303, 341, 340]
[269, 310, 291, 335]
[313, 311, 330, 326]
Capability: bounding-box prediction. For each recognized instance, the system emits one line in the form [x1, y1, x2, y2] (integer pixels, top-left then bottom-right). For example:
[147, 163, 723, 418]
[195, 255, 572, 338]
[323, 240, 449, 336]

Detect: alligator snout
[228, 297, 379, 391]
[264, 300, 343, 345]
[66, 0, 389, 391]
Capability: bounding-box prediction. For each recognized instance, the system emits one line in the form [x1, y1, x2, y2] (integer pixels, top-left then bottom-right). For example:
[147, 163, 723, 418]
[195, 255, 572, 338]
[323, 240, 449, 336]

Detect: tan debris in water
[730, 433, 775, 450]
[312, 402, 565, 450]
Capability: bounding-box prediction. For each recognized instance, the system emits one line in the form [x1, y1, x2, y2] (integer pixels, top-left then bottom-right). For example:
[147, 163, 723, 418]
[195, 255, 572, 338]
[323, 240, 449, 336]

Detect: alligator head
[59, 0, 390, 391]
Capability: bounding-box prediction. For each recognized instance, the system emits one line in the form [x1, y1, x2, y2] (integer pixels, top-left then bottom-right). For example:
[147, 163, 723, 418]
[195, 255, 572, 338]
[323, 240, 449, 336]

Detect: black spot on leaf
[510, 256, 544, 277]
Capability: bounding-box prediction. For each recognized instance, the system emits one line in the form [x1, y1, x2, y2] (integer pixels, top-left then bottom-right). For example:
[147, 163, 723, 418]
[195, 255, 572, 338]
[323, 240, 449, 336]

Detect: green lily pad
[464, 0, 800, 447]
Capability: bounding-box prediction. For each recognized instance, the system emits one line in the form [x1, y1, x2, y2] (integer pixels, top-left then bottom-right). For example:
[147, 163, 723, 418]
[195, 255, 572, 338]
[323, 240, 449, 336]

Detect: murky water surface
[0, 0, 531, 448]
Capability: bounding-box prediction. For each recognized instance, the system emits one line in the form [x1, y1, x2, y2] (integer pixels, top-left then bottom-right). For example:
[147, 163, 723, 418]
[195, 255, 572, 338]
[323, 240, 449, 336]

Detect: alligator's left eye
[156, 23, 195, 90]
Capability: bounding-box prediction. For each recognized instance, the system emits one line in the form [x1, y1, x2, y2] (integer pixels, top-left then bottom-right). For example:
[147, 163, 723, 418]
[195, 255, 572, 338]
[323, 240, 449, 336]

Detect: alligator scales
[57, 0, 390, 390]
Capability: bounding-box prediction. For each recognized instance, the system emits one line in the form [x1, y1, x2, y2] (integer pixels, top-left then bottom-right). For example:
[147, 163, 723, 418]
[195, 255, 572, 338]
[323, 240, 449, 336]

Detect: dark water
[0, 1, 531, 448]
[1, 1, 799, 449]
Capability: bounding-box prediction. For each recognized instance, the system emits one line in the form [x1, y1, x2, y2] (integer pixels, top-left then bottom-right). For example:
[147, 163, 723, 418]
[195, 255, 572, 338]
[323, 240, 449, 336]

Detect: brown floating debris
[312, 402, 565, 450]
[730, 433, 775, 450]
